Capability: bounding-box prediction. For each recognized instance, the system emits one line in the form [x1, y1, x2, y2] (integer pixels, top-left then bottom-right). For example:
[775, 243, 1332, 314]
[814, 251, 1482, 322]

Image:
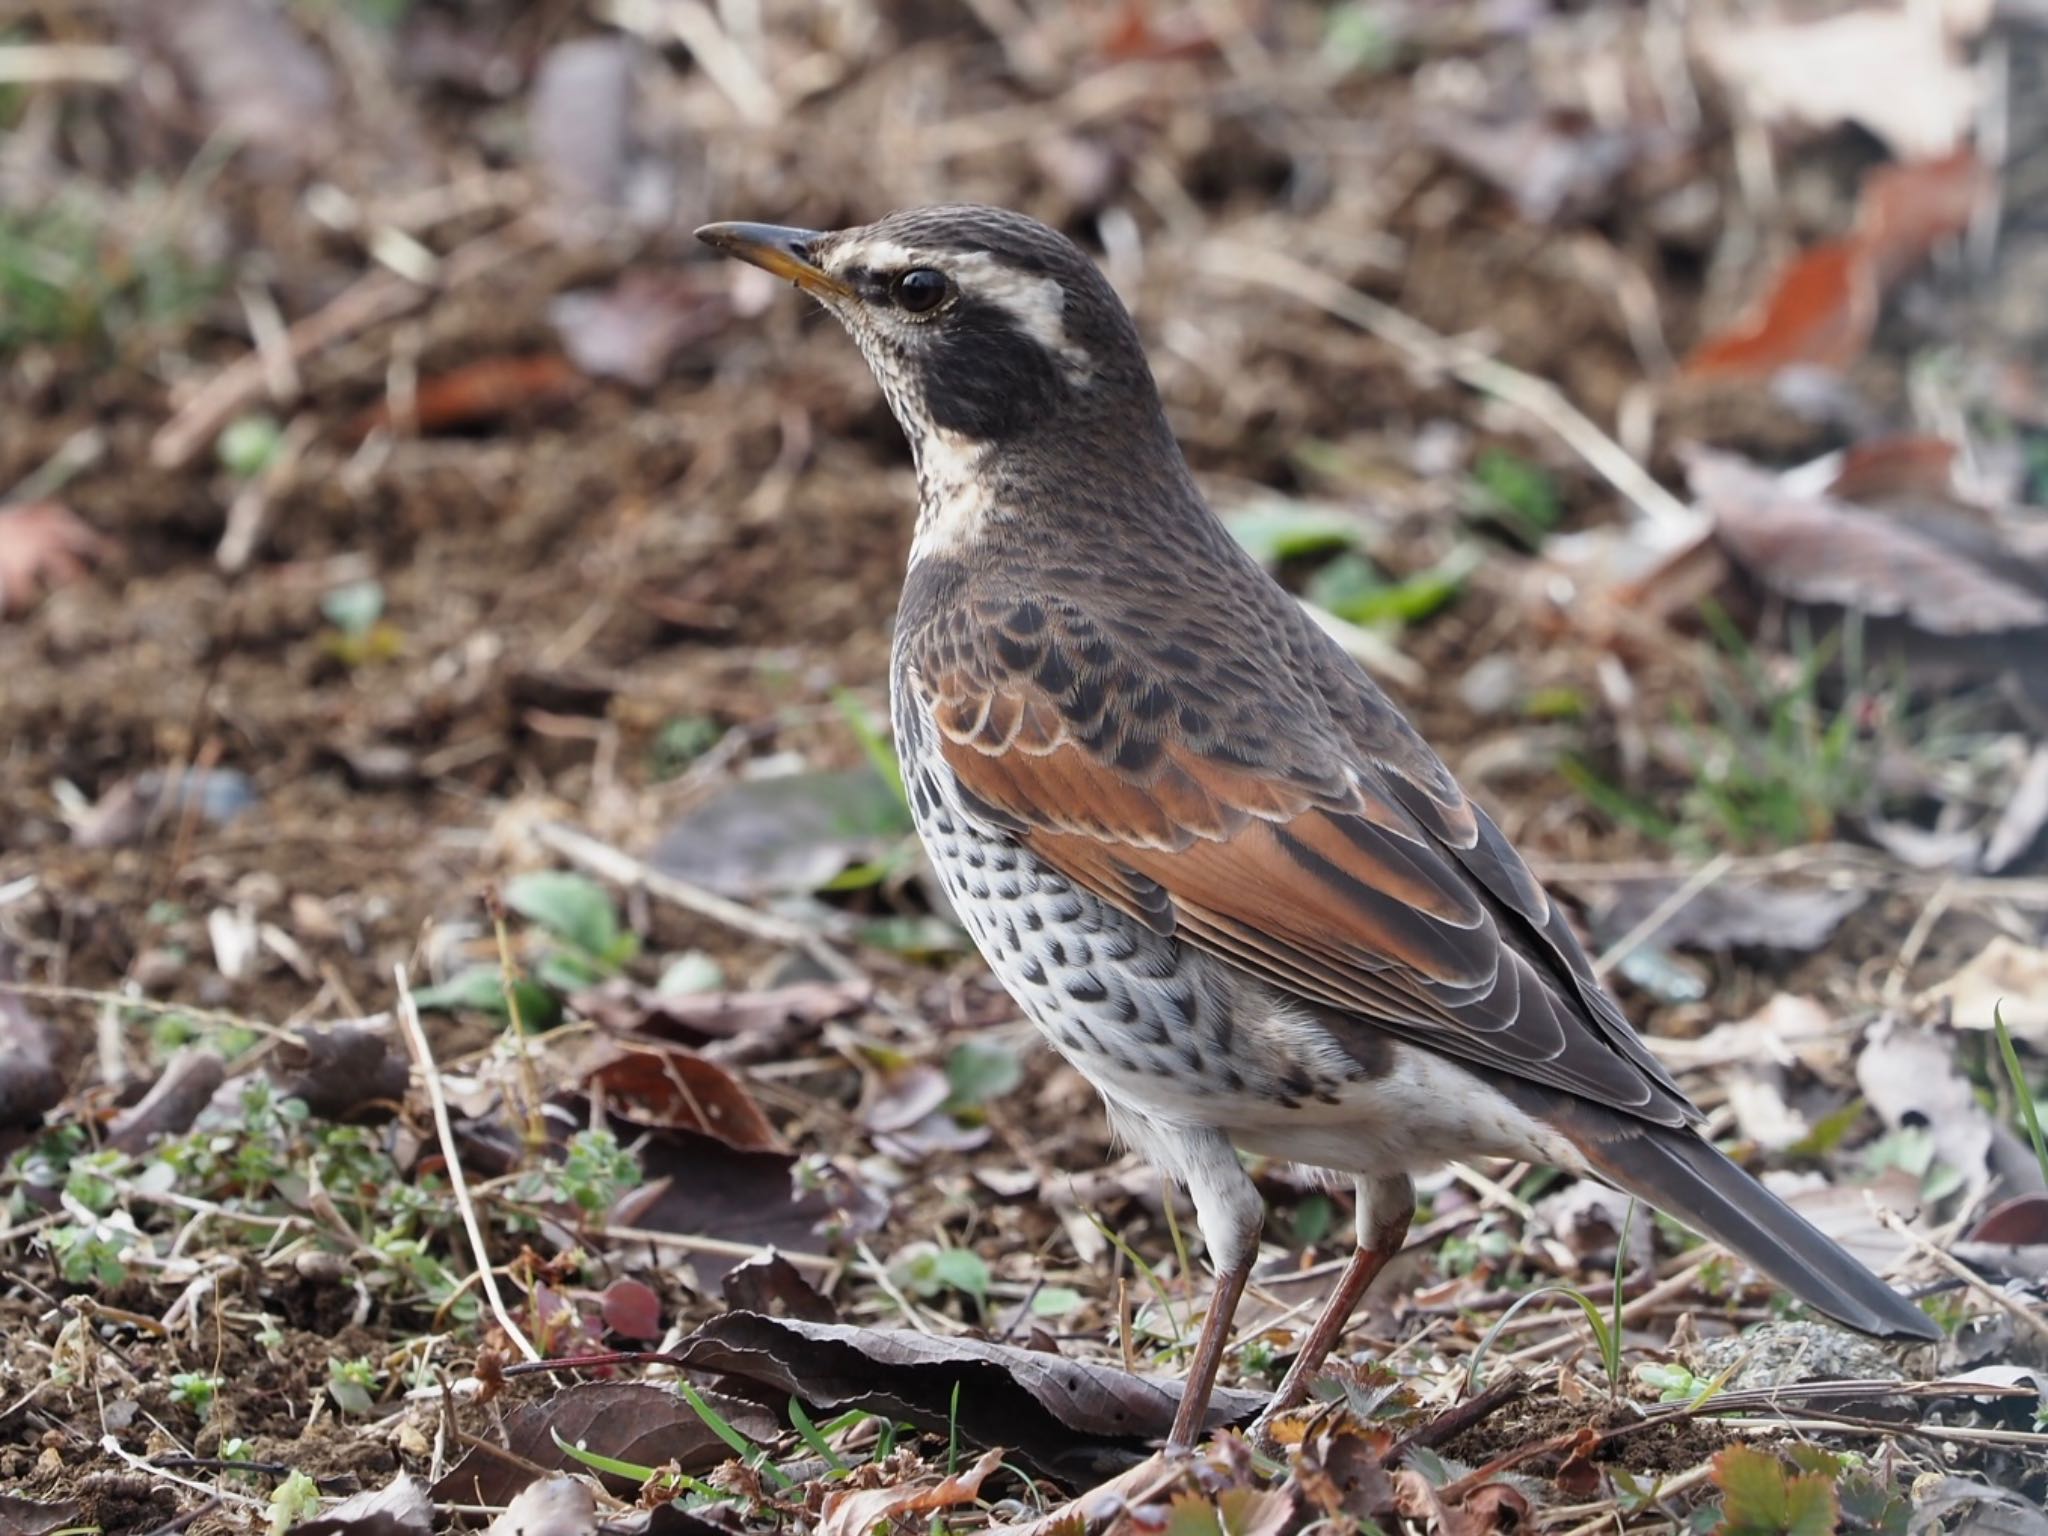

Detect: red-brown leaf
[1684, 240, 1879, 379]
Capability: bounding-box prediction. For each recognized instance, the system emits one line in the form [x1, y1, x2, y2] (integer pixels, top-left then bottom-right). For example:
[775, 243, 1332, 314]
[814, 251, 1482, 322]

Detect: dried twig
[150, 218, 550, 470]
[392, 964, 540, 1362]
[1201, 242, 1706, 540]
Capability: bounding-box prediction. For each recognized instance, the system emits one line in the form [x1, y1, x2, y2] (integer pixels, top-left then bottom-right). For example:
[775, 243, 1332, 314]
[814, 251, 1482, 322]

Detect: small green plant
[327, 1356, 381, 1416]
[44, 1221, 131, 1287]
[1470, 448, 1562, 547]
[170, 1372, 222, 1421]
[268, 1469, 322, 1535]
[513, 1128, 642, 1225]
[415, 870, 638, 1024]
[650, 715, 723, 780]
[1305, 549, 1473, 628]
[1992, 1002, 2048, 1187]
[0, 192, 219, 351]
[218, 414, 285, 478]
[676, 1379, 795, 1490]
[1467, 1202, 1636, 1399]
[887, 1242, 990, 1308]
[943, 1039, 1023, 1117]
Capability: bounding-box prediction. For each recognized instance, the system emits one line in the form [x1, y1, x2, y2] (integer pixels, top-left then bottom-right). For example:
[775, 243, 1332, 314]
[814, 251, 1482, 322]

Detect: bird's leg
[1158, 1125, 1266, 1452]
[1167, 1253, 1252, 1451]
[1261, 1173, 1414, 1426]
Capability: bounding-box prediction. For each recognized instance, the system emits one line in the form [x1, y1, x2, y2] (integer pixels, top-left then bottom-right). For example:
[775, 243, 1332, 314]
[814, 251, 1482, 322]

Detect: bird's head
[697, 205, 1160, 455]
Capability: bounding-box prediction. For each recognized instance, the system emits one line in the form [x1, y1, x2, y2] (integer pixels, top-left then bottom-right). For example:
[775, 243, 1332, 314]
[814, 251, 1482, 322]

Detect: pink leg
[1264, 1175, 1414, 1422]
[1167, 1256, 1253, 1450]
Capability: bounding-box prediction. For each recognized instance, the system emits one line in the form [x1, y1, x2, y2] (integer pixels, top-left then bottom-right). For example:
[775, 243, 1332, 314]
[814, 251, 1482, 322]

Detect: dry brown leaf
[1684, 239, 1878, 379]
[1687, 449, 2048, 635]
[1927, 936, 2048, 1041]
[434, 1383, 778, 1506]
[674, 1313, 1264, 1479]
[820, 1446, 1005, 1536]
[579, 1040, 782, 1153]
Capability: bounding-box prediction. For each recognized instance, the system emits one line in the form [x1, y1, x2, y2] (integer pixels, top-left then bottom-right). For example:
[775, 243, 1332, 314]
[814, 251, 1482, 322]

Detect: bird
[697, 205, 1940, 1449]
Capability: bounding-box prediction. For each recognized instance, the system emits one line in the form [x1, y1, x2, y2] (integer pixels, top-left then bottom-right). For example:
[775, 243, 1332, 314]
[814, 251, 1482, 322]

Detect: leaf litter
[4, 0, 2048, 1530]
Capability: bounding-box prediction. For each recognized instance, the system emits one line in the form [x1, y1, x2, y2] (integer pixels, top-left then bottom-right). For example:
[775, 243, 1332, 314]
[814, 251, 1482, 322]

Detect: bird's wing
[902, 577, 1700, 1129]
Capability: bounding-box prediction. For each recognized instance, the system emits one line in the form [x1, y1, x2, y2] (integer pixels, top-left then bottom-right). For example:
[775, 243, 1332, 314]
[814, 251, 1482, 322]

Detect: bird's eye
[891, 268, 950, 314]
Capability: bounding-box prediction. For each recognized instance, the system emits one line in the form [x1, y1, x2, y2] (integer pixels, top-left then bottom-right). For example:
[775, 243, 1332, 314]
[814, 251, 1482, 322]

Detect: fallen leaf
[528, 36, 640, 229]
[551, 272, 728, 387]
[0, 950, 63, 1135]
[821, 1446, 1006, 1536]
[291, 1473, 433, 1536]
[353, 355, 584, 439]
[673, 1313, 1265, 1479]
[599, 1278, 663, 1341]
[1827, 435, 1963, 503]
[0, 1493, 84, 1536]
[574, 978, 871, 1053]
[1701, 6, 1979, 161]
[613, 1127, 857, 1283]
[721, 1249, 839, 1323]
[1649, 994, 1848, 1075]
[1855, 1017, 1994, 1199]
[434, 1383, 778, 1505]
[72, 766, 259, 849]
[577, 1041, 782, 1153]
[1984, 744, 2048, 874]
[269, 1023, 408, 1122]
[1420, 110, 1645, 224]
[1394, 1469, 1530, 1536]
[1582, 877, 1865, 955]
[1969, 1194, 2048, 1246]
[1887, 1478, 2048, 1536]
[862, 1062, 950, 1136]
[1687, 449, 2048, 635]
[1927, 936, 2048, 1041]
[1686, 150, 1989, 381]
[1684, 239, 1878, 379]
[1857, 149, 1993, 284]
[129, 0, 339, 173]
[651, 769, 911, 898]
[0, 502, 114, 619]
[487, 1476, 598, 1536]
[106, 1048, 227, 1155]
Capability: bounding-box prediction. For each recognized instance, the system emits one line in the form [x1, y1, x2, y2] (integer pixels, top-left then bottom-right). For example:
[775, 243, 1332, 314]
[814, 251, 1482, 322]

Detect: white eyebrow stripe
[946, 251, 1093, 378]
[829, 237, 919, 272]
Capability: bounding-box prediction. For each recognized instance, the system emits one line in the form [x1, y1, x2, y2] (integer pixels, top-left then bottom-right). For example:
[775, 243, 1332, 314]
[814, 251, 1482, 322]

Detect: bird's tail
[1575, 1123, 1940, 1342]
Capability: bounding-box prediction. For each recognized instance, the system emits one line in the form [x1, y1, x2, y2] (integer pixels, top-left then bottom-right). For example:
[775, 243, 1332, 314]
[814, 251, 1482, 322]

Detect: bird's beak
[696, 221, 852, 300]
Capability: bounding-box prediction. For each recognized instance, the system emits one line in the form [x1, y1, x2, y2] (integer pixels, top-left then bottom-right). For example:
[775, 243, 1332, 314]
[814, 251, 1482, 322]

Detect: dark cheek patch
[922, 297, 1066, 440]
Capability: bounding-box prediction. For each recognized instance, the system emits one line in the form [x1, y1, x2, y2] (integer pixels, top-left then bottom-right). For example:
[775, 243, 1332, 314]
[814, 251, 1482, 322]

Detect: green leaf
[1224, 501, 1361, 565]
[1711, 1446, 1839, 1536]
[320, 578, 385, 637]
[506, 870, 622, 958]
[1471, 447, 1561, 545]
[944, 1040, 1023, 1111]
[657, 951, 725, 995]
[412, 966, 559, 1028]
[1307, 549, 1471, 627]
[928, 1248, 989, 1303]
[890, 1243, 989, 1304]
[1030, 1286, 1083, 1318]
[218, 412, 284, 478]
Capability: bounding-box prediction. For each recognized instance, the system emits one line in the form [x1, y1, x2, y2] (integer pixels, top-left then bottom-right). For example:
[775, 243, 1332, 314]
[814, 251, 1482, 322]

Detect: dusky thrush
[698, 205, 1939, 1449]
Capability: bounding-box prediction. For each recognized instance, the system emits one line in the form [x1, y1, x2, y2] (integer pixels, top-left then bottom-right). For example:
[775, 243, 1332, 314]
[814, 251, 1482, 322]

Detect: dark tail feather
[1579, 1125, 1940, 1342]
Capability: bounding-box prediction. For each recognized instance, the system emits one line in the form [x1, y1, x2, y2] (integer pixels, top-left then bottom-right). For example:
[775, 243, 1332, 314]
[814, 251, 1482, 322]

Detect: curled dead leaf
[820, 1446, 1006, 1536]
